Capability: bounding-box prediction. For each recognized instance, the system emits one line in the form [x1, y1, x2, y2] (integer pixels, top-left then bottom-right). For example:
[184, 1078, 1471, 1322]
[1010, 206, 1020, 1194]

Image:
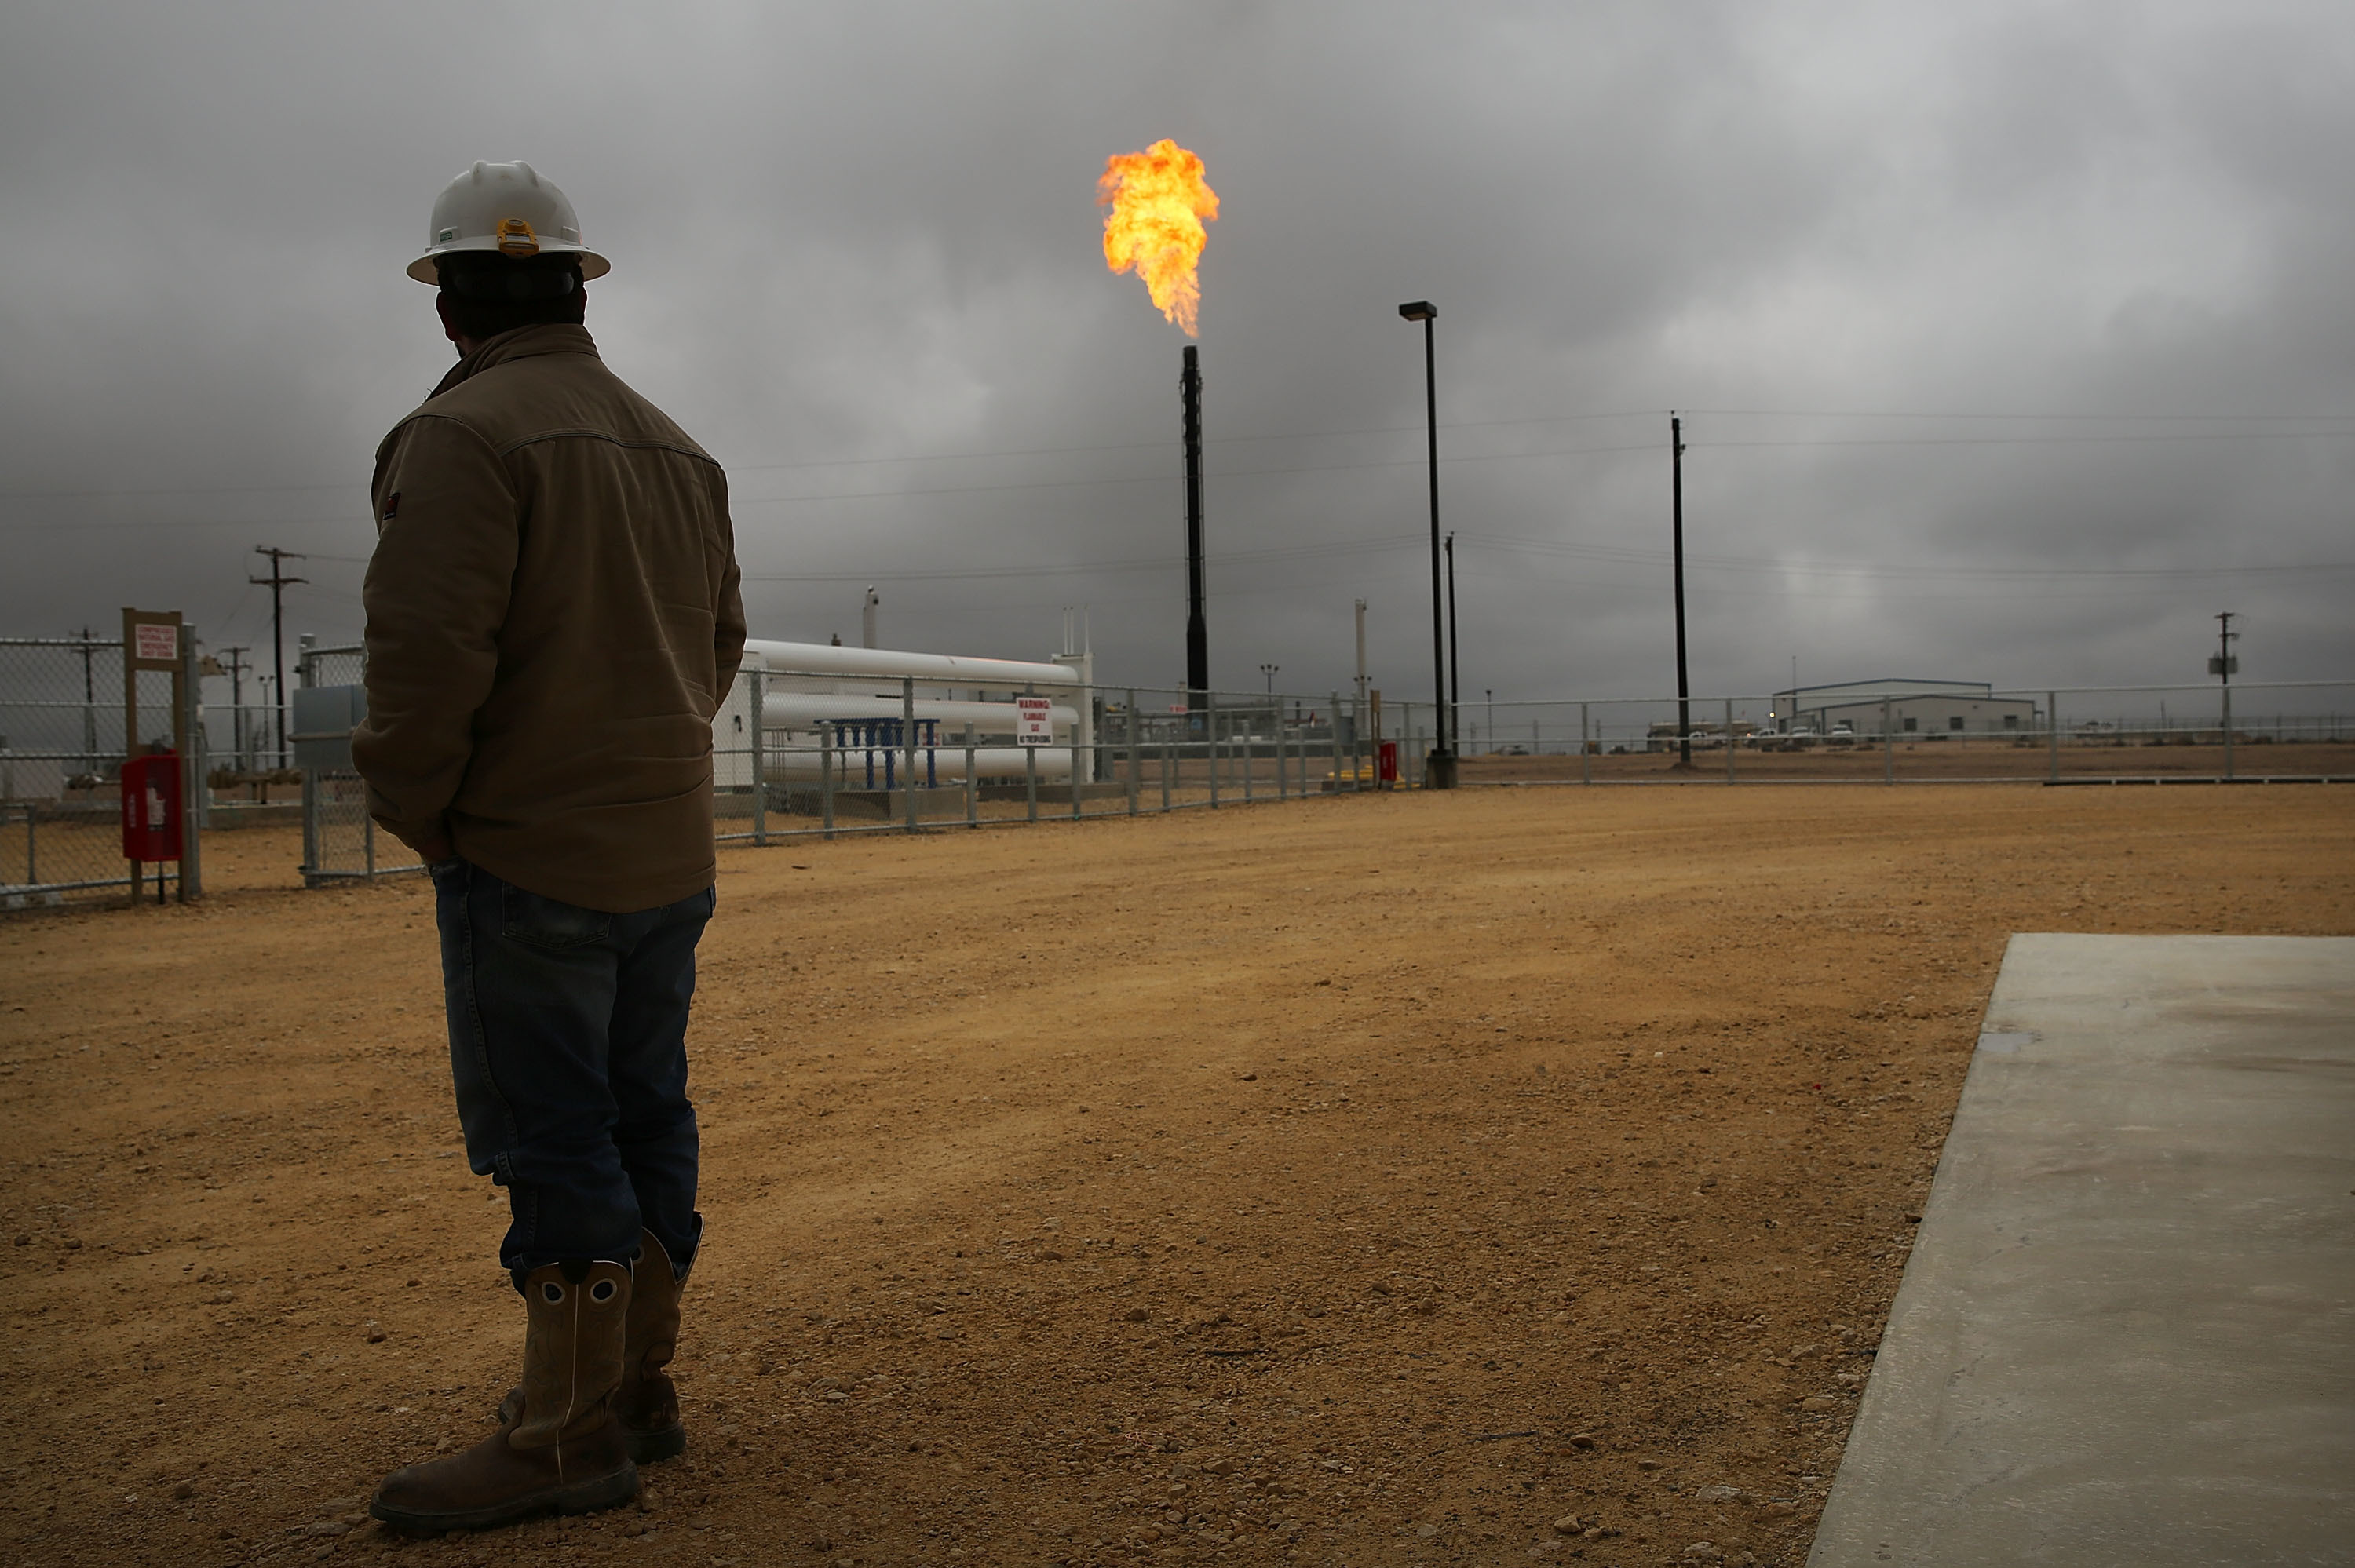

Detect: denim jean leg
[607, 885, 714, 1274]
[438, 862, 644, 1271]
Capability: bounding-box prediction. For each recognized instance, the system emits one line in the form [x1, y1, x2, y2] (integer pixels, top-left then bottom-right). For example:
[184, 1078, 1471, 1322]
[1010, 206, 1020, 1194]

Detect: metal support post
[1024, 684, 1039, 823]
[1126, 691, 1140, 816]
[821, 724, 835, 840]
[1207, 691, 1220, 808]
[749, 669, 767, 847]
[904, 676, 919, 833]
[1725, 698, 1736, 784]
[1072, 684, 1086, 820]
[179, 633, 203, 898]
[1883, 695, 1895, 785]
[2223, 685, 2234, 780]
[2048, 691, 2059, 782]
[1581, 702, 1591, 785]
[1161, 723, 1172, 811]
[963, 722, 977, 826]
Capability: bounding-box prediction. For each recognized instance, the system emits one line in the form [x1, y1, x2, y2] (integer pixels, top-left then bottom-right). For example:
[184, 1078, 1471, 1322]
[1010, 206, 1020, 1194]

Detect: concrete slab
[1809, 934, 2355, 1568]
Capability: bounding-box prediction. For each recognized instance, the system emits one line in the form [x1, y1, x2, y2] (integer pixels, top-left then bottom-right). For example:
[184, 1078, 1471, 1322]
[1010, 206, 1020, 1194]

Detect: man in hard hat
[354, 161, 744, 1533]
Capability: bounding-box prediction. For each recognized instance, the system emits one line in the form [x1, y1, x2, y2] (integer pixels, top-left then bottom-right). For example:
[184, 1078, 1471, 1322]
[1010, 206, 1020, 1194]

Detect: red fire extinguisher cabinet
[121, 752, 184, 862]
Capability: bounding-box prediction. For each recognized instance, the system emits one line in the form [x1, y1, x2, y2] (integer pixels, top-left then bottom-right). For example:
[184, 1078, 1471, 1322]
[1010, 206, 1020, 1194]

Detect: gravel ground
[3, 783, 2348, 1568]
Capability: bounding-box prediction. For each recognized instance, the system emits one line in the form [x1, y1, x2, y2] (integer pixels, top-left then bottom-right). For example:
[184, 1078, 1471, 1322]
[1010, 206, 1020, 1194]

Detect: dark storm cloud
[2, 0, 2349, 707]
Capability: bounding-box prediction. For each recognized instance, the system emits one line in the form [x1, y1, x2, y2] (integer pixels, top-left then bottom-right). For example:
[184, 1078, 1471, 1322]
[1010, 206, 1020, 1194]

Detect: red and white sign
[133, 622, 179, 663]
[1015, 695, 1053, 745]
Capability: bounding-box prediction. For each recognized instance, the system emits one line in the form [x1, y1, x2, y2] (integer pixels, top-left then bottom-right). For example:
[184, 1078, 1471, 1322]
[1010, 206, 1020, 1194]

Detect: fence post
[1024, 683, 1039, 823]
[2047, 691, 2059, 782]
[1725, 697, 1736, 785]
[179, 633, 204, 899]
[749, 669, 767, 848]
[298, 645, 320, 887]
[904, 676, 919, 833]
[821, 723, 835, 841]
[1162, 717, 1173, 811]
[1126, 691, 1139, 816]
[1883, 695, 1895, 785]
[1071, 683, 1085, 820]
[1581, 702, 1591, 785]
[1207, 691, 1220, 808]
[2223, 685, 2234, 781]
[964, 721, 977, 827]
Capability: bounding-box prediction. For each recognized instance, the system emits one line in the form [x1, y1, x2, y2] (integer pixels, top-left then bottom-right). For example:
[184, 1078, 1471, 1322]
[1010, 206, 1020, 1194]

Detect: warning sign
[1016, 695, 1053, 745]
[133, 622, 178, 665]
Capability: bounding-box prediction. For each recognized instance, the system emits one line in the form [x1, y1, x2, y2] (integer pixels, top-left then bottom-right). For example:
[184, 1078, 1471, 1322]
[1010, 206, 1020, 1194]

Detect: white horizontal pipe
[761, 693, 1075, 731]
[742, 638, 1081, 687]
[761, 746, 1073, 782]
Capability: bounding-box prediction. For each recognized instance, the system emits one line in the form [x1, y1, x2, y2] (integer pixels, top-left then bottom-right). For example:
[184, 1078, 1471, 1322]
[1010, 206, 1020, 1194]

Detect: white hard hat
[406, 161, 611, 285]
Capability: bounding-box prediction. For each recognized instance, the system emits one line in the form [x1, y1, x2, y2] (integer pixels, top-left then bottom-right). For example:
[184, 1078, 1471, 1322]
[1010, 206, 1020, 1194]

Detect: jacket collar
[427, 323, 600, 400]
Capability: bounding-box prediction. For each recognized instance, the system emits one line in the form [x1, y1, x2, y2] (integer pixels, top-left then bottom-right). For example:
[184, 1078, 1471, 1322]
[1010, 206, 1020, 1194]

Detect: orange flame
[1098, 140, 1219, 337]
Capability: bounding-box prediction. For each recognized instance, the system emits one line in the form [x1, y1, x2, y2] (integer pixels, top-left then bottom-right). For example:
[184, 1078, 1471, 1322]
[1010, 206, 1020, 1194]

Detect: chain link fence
[0, 635, 200, 909]
[296, 642, 420, 887]
[1446, 681, 2355, 786]
[713, 669, 1401, 843]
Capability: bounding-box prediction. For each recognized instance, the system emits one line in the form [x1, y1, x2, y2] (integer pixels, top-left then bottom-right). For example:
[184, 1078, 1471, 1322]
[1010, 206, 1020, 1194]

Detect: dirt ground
[3, 785, 2350, 1568]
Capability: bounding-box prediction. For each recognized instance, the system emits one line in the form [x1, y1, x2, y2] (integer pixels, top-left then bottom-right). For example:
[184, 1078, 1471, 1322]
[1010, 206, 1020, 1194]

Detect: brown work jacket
[354, 323, 745, 912]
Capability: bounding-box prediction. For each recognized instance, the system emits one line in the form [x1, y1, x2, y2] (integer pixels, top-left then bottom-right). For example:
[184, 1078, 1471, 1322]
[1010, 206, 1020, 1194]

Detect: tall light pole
[1444, 530, 1461, 763]
[1399, 301, 1454, 788]
[1670, 414, 1690, 769]
[1260, 662, 1280, 695]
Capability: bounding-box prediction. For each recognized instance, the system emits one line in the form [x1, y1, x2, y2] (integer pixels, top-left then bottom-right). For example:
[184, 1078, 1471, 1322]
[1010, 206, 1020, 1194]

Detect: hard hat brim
[407, 243, 612, 286]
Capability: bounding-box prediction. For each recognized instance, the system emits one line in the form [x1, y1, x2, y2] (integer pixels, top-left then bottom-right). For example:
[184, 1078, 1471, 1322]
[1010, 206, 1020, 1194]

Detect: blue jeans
[429, 858, 711, 1276]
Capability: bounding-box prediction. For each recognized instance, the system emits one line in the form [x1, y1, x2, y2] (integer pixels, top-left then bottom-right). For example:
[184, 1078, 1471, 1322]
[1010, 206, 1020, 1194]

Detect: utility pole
[1353, 598, 1368, 718]
[1671, 414, 1691, 768]
[218, 646, 252, 770]
[250, 546, 306, 769]
[2212, 611, 2240, 778]
[1485, 687, 1493, 755]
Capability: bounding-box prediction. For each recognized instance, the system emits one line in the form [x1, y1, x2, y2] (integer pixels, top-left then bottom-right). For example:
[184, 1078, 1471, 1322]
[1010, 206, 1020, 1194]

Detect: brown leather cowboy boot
[495, 1228, 692, 1462]
[371, 1260, 637, 1533]
[615, 1227, 690, 1461]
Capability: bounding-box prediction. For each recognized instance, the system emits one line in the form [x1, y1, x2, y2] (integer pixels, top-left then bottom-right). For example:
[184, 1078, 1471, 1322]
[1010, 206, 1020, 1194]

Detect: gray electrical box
[291, 684, 367, 771]
[2207, 655, 2240, 677]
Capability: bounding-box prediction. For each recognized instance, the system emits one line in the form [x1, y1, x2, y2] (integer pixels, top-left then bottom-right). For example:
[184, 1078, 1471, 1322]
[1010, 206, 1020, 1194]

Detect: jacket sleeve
[709, 465, 747, 704]
[352, 416, 519, 852]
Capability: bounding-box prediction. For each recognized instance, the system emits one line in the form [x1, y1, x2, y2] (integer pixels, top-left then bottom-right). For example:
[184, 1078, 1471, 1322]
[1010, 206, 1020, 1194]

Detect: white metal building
[1774, 678, 2039, 738]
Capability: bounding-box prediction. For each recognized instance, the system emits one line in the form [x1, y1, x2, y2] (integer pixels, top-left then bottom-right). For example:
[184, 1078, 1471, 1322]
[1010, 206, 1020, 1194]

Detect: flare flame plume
[1097, 140, 1219, 336]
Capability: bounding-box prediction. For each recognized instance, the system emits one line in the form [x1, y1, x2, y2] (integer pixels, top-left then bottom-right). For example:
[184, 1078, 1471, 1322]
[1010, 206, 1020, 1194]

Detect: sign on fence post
[119, 607, 188, 905]
[1016, 695, 1053, 744]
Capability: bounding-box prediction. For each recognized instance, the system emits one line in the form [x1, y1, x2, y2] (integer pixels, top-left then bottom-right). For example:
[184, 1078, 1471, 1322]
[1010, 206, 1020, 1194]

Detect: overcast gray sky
[3, 0, 2350, 706]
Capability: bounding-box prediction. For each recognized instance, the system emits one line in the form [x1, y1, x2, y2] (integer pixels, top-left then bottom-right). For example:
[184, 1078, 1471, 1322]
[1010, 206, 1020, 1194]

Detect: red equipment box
[1377, 740, 1400, 785]
[121, 753, 184, 862]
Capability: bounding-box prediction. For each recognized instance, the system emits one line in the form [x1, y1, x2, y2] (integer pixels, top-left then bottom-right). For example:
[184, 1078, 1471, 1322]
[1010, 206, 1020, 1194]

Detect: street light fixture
[1398, 300, 1455, 789]
[1260, 662, 1280, 695]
